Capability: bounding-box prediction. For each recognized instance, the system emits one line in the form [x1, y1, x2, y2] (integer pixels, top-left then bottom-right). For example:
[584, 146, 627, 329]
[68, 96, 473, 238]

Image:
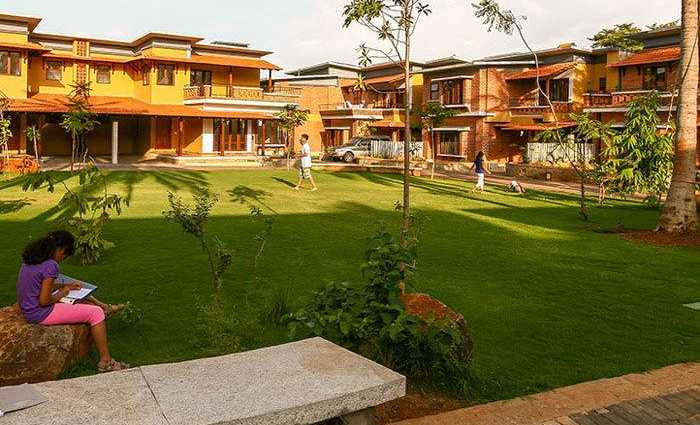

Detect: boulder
[0, 305, 92, 387]
[401, 293, 473, 362]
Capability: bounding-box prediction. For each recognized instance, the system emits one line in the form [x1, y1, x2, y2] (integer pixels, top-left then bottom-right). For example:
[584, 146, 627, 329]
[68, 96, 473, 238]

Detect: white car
[328, 136, 390, 163]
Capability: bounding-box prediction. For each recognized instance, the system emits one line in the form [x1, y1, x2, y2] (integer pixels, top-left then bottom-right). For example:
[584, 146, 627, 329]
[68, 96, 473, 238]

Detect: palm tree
[25, 125, 41, 164]
[657, 0, 698, 233]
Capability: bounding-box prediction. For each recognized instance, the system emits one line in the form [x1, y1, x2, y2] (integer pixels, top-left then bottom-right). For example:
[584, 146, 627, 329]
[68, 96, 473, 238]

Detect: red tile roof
[505, 63, 576, 81]
[133, 53, 281, 70]
[8, 94, 274, 119]
[608, 47, 681, 68]
[342, 73, 404, 88]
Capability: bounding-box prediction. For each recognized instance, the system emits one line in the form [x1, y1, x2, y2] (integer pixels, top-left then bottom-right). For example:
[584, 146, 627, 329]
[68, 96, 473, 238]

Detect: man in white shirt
[294, 134, 318, 191]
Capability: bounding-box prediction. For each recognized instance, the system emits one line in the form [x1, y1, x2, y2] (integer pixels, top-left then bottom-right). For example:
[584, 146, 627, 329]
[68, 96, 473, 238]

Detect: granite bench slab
[1, 337, 405, 425]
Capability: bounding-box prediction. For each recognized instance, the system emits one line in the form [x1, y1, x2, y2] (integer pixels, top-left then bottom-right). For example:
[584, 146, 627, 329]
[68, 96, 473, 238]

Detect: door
[155, 118, 172, 149]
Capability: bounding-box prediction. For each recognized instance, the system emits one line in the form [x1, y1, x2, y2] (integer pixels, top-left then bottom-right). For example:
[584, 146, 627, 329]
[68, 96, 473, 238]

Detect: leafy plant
[0, 116, 12, 171]
[596, 92, 674, 206]
[250, 206, 275, 286]
[417, 102, 456, 180]
[589, 23, 644, 52]
[286, 229, 469, 390]
[22, 163, 128, 265]
[164, 189, 233, 305]
[60, 82, 99, 171]
[25, 125, 41, 163]
[274, 104, 309, 170]
[262, 289, 291, 326]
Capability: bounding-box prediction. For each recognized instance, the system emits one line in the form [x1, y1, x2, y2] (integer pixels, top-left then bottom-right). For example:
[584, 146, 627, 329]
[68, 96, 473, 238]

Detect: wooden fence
[370, 140, 424, 159]
[526, 142, 596, 164]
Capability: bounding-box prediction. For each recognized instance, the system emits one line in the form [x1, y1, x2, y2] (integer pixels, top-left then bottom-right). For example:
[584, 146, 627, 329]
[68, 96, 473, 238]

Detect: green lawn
[0, 169, 698, 403]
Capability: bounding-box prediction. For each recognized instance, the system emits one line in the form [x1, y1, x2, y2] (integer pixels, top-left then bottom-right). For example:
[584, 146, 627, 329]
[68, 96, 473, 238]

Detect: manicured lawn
[0, 169, 698, 403]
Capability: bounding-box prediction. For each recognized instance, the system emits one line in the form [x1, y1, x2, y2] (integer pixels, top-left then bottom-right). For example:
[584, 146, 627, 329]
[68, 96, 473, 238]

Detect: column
[111, 119, 119, 165]
[202, 119, 214, 153]
[177, 117, 184, 156]
[19, 113, 27, 154]
[37, 115, 45, 158]
[245, 119, 254, 153]
[219, 119, 225, 156]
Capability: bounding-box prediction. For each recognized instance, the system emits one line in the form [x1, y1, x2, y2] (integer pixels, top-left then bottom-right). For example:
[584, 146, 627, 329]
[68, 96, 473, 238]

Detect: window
[550, 78, 570, 102]
[190, 69, 212, 86]
[46, 61, 62, 81]
[430, 82, 439, 101]
[599, 77, 607, 93]
[142, 64, 150, 85]
[642, 66, 667, 91]
[96, 65, 111, 84]
[438, 132, 461, 156]
[0, 52, 21, 76]
[157, 64, 175, 86]
[442, 80, 463, 105]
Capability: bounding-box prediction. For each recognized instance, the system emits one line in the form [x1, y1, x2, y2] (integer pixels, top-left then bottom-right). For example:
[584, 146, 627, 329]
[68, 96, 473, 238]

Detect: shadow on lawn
[0, 198, 33, 215]
[272, 177, 296, 188]
[228, 185, 278, 215]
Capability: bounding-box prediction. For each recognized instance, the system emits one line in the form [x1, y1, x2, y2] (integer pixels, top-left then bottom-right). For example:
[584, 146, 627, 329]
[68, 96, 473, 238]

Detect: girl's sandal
[97, 359, 130, 373]
[103, 303, 128, 319]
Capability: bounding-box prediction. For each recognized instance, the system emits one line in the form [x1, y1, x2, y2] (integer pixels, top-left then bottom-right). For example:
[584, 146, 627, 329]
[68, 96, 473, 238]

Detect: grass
[0, 169, 698, 403]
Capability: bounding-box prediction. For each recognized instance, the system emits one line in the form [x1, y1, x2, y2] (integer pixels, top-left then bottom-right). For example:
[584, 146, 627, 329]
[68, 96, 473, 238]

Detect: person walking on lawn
[294, 134, 318, 191]
[470, 151, 491, 193]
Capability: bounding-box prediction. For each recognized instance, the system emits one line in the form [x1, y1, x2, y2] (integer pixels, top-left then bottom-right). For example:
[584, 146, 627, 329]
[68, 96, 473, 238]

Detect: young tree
[61, 82, 99, 171]
[589, 23, 644, 52]
[342, 0, 432, 245]
[0, 91, 11, 170]
[593, 93, 674, 206]
[417, 102, 455, 180]
[658, 0, 698, 233]
[473, 0, 591, 219]
[25, 125, 41, 164]
[274, 104, 309, 170]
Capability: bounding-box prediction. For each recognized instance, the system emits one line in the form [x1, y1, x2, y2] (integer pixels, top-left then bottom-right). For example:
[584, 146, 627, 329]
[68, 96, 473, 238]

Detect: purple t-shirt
[16, 259, 59, 323]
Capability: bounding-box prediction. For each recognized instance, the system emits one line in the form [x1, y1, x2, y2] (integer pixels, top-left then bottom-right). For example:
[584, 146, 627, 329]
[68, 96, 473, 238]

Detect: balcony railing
[583, 90, 675, 107]
[319, 101, 403, 112]
[183, 85, 301, 103]
[509, 101, 573, 115]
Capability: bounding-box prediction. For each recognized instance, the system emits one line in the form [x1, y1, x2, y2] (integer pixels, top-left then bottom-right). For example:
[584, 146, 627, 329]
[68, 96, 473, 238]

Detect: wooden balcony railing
[184, 85, 300, 103]
[509, 101, 573, 115]
[583, 90, 676, 107]
[319, 100, 403, 111]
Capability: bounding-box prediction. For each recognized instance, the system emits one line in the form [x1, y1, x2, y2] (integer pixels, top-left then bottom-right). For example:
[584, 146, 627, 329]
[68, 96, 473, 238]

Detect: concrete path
[391, 363, 699, 425]
[4, 338, 405, 425]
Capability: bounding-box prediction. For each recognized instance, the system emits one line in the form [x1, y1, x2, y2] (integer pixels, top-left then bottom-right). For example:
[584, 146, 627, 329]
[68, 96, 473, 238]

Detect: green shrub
[286, 229, 470, 391]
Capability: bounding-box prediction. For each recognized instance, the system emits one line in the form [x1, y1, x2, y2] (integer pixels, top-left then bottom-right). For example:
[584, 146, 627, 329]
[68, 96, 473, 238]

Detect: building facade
[0, 13, 299, 162]
[271, 61, 423, 153]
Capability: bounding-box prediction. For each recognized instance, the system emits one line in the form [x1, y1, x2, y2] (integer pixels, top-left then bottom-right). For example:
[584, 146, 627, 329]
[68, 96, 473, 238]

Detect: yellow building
[0, 12, 299, 162]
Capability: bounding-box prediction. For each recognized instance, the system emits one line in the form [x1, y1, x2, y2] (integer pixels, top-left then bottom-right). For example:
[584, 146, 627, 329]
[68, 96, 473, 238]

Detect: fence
[526, 142, 596, 164]
[370, 140, 424, 160]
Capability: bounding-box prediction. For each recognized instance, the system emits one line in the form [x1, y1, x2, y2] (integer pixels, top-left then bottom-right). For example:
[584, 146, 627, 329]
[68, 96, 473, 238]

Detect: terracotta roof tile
[505, 63, 576, 81]
[8, 94, 274, 119]
[132, 54, 281, 70]
[499, 122, 577, 131]
[342, 73, 404, 88]
[608, 47, 681, 68]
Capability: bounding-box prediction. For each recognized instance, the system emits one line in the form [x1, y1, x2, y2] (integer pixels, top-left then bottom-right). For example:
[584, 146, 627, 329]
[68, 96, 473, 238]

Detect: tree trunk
[400, 8, 412, 247]
[431, 129, 436, 180]
[657, 0, 698, 233]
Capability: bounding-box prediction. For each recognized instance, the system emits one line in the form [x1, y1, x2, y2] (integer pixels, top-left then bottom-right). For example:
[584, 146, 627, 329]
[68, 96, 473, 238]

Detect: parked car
[328, 136, 391, 163]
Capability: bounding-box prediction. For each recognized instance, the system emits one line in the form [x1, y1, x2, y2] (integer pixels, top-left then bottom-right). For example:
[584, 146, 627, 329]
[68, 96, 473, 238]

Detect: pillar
[245, 119, 254, 153]
[149, 117, 156, 151]
[37, 115, 45, 158]
[177, 117, 184, 156]
[267, 69, 273, 91]
[111, 119, 119, 165]
[19, 113, 27, 154]
[219, 119, 225, 156]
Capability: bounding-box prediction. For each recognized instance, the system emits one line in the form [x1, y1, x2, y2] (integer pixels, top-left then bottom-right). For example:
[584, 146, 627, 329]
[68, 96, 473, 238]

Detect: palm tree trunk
[400, 3, 412, 247]
[657, 0, 698, 233]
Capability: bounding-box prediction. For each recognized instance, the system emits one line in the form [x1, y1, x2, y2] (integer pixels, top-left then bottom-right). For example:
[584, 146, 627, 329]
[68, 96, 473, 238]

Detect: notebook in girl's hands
[53, 274, 97, 304]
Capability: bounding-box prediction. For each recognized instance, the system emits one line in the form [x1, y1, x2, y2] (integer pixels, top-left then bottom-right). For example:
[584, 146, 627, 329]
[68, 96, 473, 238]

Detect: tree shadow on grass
[0, 198, 33, 214]
[106, 170, 210, 203]
[272, 177, 296, 188]
[228, 185, 278, 215]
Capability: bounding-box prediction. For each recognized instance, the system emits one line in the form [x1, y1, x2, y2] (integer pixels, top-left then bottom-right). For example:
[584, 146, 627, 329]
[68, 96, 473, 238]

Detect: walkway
[391, 363, 699, 425]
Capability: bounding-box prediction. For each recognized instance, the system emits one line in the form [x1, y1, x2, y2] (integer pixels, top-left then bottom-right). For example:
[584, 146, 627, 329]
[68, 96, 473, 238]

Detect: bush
[286, 229, 470, 391]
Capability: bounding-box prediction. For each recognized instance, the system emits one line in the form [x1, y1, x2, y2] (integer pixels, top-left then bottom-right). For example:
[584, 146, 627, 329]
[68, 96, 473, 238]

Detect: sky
[0, 0, 681, 74]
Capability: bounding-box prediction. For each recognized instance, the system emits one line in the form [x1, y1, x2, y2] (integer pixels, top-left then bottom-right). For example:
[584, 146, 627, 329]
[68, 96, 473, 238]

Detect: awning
[0, 41, 50, 52]
[8, 94, 275, 119]
[41, 53, 132, 64]
[505, 63, 575, 81]
[608, 47, 680, 68]
[499, 122, 576, 131]
[342, 73, 404, 88]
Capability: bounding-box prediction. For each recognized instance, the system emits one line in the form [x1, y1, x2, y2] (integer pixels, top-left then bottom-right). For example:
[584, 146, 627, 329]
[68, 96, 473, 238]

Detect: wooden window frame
[190, 69, 212, 86]
[641, 65, 668, 91]
[46, 60, 63, 81]
[95, 65, 111, 84]
[157, 64, 175, 86]
[142, 64, 151, 85]
[549, 78, 570, 102]
[441, 80, 463, 105]
[430, 82, 439, 101]
[0, 51, 21, 76]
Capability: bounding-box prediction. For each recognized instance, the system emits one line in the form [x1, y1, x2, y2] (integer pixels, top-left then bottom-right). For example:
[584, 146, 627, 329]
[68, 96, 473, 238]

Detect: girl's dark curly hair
[22, 231, 75, 265]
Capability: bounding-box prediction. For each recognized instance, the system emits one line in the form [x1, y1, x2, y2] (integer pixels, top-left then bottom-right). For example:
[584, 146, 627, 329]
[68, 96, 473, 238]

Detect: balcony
[583, 90, 674, 108]
[509, 100, 573, 116]
[183, 85, 302, 104]
[318, 102, 389, 120]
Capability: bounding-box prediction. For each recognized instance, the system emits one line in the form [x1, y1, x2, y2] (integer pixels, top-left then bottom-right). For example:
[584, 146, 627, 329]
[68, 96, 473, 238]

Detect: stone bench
[0, 305, 92, 387]
[3, 337, 405, 425]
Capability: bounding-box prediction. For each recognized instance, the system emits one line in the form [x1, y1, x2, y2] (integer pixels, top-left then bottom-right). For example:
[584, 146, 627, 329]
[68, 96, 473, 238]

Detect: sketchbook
[53, 274, 97, 304]
[0, 383, 47, 416]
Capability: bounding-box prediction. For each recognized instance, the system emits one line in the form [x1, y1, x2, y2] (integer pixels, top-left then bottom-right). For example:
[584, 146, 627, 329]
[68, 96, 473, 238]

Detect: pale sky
[0, 0, 681, 73]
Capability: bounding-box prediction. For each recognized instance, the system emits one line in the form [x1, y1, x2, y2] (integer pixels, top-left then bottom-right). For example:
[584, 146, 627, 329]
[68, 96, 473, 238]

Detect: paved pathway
[391, 363, 699, 425]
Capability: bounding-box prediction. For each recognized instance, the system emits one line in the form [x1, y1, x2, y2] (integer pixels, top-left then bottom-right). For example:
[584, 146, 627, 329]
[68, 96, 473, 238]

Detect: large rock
[0, 305, 92, 386]
[401, 293, 473, 362]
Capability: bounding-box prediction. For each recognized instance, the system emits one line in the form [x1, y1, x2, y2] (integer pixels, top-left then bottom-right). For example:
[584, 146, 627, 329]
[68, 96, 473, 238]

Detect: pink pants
[40, 303, 105, 327]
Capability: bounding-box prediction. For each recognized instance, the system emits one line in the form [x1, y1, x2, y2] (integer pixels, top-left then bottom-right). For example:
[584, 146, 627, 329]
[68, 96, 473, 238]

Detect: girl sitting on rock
[16, 230, 129, 373]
